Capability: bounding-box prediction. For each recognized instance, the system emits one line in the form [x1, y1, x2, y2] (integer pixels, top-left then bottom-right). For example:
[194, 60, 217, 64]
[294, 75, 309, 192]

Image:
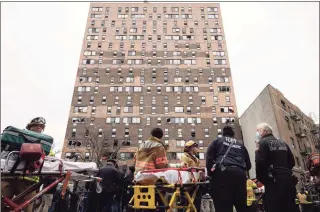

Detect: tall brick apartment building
[62, 3, 241, 167]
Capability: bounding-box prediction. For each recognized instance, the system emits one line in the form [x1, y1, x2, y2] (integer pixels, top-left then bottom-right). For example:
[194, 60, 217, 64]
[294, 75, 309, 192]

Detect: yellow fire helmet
[185, 140, 198, 148]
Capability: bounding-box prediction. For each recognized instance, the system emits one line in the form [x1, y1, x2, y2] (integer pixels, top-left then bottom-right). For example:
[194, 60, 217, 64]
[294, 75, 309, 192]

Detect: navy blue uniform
[255, 133, 299, 212]
[206, 136, 251, 212]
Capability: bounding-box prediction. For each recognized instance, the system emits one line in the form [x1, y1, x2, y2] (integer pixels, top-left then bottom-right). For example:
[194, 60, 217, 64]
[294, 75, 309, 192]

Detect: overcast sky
[1, 2, 319, 154]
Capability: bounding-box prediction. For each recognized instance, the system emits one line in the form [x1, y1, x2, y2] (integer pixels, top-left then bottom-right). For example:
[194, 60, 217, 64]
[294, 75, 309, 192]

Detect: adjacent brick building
[240, 84, 319, 186]
[62, 3, 241, 168]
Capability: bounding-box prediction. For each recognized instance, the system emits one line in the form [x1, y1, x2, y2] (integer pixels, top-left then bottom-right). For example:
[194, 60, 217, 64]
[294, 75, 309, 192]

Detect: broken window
[220, 106, 234, 113]
[222, 117, 235, 124]
[218, 86, 231, 92]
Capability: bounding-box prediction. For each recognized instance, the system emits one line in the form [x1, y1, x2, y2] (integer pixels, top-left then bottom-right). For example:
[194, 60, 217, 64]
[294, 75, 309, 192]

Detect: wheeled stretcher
[1, 150, 100, 212]
[130, 168, 208, 212]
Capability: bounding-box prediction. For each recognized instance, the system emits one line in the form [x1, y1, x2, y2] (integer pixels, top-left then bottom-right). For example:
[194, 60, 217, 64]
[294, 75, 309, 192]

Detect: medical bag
[1, 126, 53, 155]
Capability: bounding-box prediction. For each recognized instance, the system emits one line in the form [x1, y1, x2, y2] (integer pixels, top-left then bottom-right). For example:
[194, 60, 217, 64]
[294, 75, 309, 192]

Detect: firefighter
[255, 122, 299, 212]
[134, 128, 167, 212]
[1, 117, 46, 212]
[206, 125, 251, 212]
[181, 140, 200, 167]
[180, 140, 202, 212]
[134, 128, 168, 173]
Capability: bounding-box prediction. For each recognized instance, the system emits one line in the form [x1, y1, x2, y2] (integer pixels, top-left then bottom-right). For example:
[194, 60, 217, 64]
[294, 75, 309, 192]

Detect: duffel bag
[1, 126, 53, 155]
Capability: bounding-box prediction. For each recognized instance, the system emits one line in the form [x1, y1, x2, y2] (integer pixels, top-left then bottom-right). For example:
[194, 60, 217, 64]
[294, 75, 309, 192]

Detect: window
[123, 117, 141, 124]
[216, 76, 229, 82]
[90, 14, 102, 19]
[220, 106, 234, 113]
[212, 35, 223, 41]
[207, 7, 218, 12]
[176, 140, 185, 147]
[164, 14, 179, 19]
[106, 117, 121, 124]
[131, 14, 146, 19]
[107, 106, 112, 115]
[172, 28, 180, 33]
[181, 14, 192, 19]
[131, 7, 138, 12]
[128, 50, 136, 56]
[164, 106, 169, 114]
[191, 129, 196, 137]
[82, 59, 95, 65]
[225, 96, 230, 104]
[213, 97, 218, 105]
[213, 51, 225, 57]
[188, 96, 193, 104]
[198, 153, 205, 160]
[92, 7, 103, 12]
[204, 128, 210, 138]
[222, 117, 235, 124]
[201, 96, 206, 104]
[152, 106, 156, 114]
[167, 117, 185, 124]
[218, 86, 230, 92]
[187, 118, 202, 124]
[79, 76, 92, 83]
[175, 107, 184, 113]
[127, 59, 143, 65]
[208, 14, 219, 19]
[210, 28, 222, 33]
[89, 96, 94, 104]
[124, 106, 133, 113]
[146, 117, 151, 125]
[214, 59, 226, 65]
[77, 86, 91, 92]
[129, 35, 144, 40]
[110, 86, 123, 92]
[183, 60, 196, 65]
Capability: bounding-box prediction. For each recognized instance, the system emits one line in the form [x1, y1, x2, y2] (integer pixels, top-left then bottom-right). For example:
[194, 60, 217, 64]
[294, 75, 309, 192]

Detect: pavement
[201, 195, 215, 212]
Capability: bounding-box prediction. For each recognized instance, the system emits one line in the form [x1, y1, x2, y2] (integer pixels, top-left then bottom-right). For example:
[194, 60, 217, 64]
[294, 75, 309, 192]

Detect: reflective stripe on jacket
[134, 136, 168, 173]
[247, 179, 257, 206]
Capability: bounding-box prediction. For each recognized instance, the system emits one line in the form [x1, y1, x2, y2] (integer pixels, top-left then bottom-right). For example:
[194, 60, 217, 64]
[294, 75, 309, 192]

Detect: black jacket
[97, 164, 122, 193]
[206, 136, 251, 175]
[255, 133, 295, 184]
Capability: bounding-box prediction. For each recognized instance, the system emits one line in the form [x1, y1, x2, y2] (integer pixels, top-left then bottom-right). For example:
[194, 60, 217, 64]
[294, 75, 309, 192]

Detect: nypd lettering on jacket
[267, 139, 288, 152]
[206, 136, 252, 172]
[223, 137, 242, 149]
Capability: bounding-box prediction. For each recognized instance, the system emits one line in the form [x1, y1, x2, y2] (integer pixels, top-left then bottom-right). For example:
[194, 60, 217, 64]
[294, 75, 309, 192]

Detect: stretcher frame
[1, 151, 100, 212]
[129, 167, 208, 212]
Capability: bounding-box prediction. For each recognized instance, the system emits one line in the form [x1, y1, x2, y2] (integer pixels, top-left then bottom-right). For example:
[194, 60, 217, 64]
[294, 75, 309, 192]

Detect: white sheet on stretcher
[1, 158, 98, 172]
[134, 170, 199, 184]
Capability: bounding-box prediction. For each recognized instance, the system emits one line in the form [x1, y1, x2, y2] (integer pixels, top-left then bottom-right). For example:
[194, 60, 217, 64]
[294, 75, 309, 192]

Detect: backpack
[1, 126, 53, 155]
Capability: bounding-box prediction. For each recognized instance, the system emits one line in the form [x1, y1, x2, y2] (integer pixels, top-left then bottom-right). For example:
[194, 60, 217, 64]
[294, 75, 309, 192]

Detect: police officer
[255, 122, 299, 212]
[206, 126, 251, 212]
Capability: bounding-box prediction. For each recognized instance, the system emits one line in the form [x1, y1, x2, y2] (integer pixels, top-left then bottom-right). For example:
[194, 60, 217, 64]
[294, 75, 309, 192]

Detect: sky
[1, 2, 319, 155]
